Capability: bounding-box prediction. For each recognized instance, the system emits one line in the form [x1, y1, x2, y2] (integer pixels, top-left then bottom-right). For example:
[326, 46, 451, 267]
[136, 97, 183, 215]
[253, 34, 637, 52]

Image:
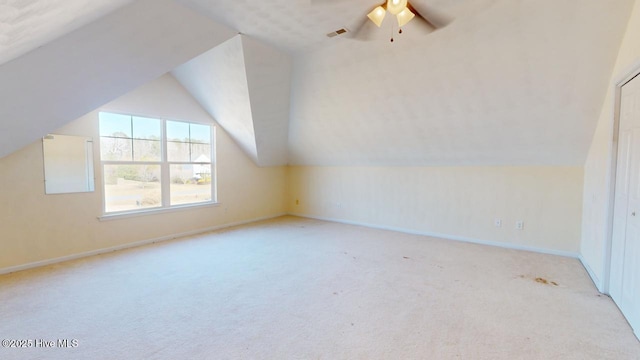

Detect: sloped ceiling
[175, 0, 496, 54]
[242, 36, 292, 166]
[0, 0, 636, 168]
[287, 0, 636, 166]
[0, 0, 133, 65]
[172, 35, 291, 166]
[0, 0, 236, 159]
[173, 36, 259, 164]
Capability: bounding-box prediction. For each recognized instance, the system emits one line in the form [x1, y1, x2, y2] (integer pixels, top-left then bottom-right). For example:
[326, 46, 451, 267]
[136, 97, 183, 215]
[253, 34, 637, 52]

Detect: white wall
[287, 166, 583, 255]
[0, 74, 286, 271]
[581, 0, 640, 291]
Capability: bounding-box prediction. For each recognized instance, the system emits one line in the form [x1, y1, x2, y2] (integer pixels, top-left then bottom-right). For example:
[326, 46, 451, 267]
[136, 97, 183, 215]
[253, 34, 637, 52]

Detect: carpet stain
[534, 277, 559, 286]
[518, 275, 560, 286]
[403, 256, 410, 259]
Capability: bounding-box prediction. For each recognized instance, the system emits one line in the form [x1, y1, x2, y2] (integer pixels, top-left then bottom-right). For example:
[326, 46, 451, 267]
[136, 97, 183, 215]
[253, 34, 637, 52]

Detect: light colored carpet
[0, 216, 638, 360]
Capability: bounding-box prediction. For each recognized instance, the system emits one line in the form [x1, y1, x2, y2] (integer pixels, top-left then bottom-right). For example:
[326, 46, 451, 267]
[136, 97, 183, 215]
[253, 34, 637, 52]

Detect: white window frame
[98, 111, 217, 218]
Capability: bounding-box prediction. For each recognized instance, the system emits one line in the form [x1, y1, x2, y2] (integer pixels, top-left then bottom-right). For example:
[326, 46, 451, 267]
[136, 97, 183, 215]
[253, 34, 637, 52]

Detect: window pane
[133, 139, 161, 161]
[99, 112, 131, 138]
[100, 137, 132, 161]
[191, 143, 211, 162]
[167, 141, 190, 162]
[99, 115, 215, 214]
[170, 164, 212, 206]
[103, 165, 161, 213]
[132, 116, 161, 140]
[190, 123, 211, 144]
[166, 121, 189, 142]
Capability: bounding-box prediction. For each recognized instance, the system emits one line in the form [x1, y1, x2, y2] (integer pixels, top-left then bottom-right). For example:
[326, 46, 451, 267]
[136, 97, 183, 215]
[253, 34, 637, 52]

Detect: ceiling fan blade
[348, 15, 377, 41]
[407, 4, 437, 32]
[407, 1, 453, 30]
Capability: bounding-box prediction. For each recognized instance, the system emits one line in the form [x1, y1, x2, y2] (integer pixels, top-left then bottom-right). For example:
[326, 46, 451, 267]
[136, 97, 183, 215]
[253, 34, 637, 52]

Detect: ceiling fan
[316, 0, 452, 42]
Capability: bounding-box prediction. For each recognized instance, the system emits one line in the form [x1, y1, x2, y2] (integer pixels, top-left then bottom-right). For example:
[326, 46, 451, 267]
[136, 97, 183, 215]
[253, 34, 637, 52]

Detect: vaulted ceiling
[0, 0, 636, 166]
[288, 0, 635, 165]
[172, 35, 292, 167]
[0, 0, 133, 65]
[0, 0, 236, 159]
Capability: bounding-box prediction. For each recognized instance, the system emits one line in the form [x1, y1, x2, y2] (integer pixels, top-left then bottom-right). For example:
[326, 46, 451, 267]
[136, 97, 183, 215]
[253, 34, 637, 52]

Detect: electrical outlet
[515, 220, 524, 230]
[494, 218, 502, 227]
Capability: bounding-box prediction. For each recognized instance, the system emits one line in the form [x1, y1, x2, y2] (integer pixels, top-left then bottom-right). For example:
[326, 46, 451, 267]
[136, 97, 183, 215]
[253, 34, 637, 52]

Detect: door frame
[604, 62, 640, 294]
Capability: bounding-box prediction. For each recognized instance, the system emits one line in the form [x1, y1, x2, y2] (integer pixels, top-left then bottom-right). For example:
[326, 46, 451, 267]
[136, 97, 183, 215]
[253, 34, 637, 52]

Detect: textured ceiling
[0, 0, 236, 159]
[287, 0, 636, 166]
[0, 0, 133, 65]
[175, 0, 486, 54]
[172, 34, 292, 166]
[0, 0, 636, 168]
[0, 0, 478, 63]
[173, 36, 259, 164]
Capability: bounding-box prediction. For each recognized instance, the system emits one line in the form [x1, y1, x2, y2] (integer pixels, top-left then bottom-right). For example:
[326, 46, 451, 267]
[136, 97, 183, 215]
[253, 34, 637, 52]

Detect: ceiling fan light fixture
[367, 6, 386, 27]
[396, 7, 415, 27]
[386, 0, 408, 15]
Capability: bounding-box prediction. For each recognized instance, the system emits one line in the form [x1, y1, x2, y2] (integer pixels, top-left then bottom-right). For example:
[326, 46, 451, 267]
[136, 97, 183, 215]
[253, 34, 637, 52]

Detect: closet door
[611, 74, 640, 337]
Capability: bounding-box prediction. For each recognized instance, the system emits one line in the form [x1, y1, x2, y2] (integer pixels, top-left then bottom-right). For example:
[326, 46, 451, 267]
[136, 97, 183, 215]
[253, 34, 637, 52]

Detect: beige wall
[581, 0, 640, 290]
[0, 74, 286, 270]
[287, 166, 583, 255]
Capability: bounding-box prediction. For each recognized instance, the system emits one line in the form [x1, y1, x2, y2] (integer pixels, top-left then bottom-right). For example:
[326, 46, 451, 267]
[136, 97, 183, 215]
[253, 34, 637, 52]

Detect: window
[99, 112, 215, 214]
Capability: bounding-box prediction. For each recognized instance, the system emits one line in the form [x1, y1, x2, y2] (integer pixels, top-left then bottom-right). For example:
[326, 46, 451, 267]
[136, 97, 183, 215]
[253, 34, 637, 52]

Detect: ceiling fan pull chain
[390, 21, 395, 42]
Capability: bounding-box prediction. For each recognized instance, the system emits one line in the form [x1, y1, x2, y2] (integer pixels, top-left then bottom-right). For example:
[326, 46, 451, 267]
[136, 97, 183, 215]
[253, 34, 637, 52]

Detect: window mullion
[211, 126, 217, 203]
[99, 112, 215, 214]
[161, 119, 170, 208]
[188, 124, 192, 163]
[130, 115, 134, 162]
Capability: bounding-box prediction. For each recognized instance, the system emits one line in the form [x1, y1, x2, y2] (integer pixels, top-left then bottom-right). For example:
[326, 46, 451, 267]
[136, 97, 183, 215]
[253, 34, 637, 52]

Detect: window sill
[98, 202, 220, 221]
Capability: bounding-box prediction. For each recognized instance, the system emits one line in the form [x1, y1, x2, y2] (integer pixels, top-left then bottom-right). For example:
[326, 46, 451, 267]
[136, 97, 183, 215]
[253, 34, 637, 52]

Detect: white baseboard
[288, 213, 580, 259]
[0, 213, 286, 275]
[1, 212, 583, 276]
[578, 254, 605, 292]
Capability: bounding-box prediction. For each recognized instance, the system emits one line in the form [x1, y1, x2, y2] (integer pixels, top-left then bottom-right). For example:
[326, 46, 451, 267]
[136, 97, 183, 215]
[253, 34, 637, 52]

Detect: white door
[611, 73, 640, 337]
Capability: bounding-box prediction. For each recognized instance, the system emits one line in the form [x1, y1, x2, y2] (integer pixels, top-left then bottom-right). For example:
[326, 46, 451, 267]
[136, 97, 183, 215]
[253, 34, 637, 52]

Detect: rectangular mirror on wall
[43, 134, 95, 194]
